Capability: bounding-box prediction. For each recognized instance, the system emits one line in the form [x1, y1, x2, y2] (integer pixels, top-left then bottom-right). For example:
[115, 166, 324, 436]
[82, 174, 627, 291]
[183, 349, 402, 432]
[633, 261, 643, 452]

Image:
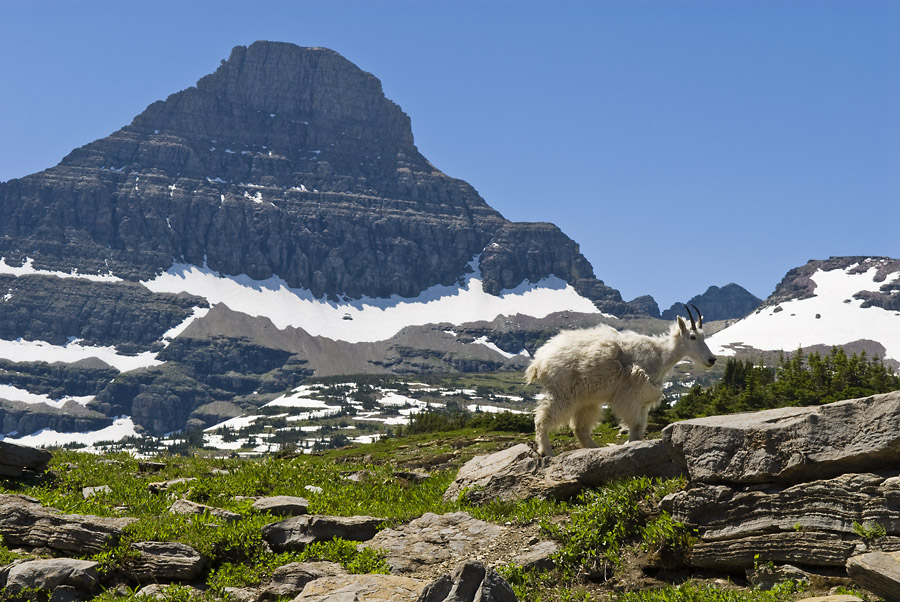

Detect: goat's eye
[690, 334, 697, 340]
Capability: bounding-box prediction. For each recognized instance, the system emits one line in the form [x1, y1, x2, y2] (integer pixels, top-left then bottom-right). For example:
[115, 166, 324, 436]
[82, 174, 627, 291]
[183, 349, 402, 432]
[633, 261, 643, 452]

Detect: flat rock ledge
[663, 390, 900, 485]
[444, 439, 681, 503]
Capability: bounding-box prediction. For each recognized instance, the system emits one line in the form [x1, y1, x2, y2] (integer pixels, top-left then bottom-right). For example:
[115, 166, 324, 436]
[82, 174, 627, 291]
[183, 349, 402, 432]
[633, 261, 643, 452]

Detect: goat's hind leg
[571, 401, 602, 449]
[534, 398, 559, 457]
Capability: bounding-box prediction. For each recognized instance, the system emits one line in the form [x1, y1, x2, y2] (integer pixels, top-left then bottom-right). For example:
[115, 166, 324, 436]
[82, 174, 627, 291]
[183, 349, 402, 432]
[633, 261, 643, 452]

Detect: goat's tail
[524, 359, 542, 385]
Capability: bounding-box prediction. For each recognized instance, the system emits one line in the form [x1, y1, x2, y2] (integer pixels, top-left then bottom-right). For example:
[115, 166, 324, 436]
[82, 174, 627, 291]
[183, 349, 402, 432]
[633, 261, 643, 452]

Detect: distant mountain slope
[708, 257, 900, 365]
[660, 283, 762, 322]
[0, 41, 642, 437]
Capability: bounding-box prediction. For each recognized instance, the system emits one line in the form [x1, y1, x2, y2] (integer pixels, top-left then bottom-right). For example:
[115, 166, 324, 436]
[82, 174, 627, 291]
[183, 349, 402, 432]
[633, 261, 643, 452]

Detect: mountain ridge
[0, 41, 628, 312]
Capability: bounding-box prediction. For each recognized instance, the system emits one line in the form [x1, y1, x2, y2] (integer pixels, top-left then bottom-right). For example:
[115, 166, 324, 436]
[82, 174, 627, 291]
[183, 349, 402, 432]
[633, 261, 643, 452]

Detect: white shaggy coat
[526, 317, 715, 456]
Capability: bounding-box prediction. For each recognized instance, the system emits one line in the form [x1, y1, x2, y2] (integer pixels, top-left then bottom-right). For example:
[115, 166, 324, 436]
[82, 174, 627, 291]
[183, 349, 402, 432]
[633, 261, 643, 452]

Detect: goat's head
[676, 303, 716, 367]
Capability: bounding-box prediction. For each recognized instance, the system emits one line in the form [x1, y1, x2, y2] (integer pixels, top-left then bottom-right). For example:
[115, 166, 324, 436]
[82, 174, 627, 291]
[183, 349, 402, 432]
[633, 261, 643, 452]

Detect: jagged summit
[1, 42, 628, 309]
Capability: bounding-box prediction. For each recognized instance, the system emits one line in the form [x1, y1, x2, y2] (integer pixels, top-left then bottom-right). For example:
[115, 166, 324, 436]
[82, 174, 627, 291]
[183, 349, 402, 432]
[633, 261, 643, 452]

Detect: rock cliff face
[766, 256, 900, 311]
[659, 283, 762, 322]
[0, 42, 625, 308]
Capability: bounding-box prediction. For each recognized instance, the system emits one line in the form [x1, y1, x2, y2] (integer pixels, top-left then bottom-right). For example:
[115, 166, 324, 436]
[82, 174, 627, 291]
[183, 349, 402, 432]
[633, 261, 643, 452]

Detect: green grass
[0, 427, 852, 602]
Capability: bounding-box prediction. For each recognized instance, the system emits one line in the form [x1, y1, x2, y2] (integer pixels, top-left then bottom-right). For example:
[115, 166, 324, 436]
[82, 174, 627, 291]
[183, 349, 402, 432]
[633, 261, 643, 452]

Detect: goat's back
[526, 325, 623, 386]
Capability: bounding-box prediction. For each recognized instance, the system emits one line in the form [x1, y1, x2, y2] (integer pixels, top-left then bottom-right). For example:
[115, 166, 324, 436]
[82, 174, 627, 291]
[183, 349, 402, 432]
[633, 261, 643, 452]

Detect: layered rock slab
[662, 391, 900, 484]
[0, 494, 136, 554]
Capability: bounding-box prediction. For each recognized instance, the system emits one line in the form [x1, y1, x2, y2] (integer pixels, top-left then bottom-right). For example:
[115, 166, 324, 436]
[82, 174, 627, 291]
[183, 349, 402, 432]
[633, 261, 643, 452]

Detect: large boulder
[0, 439, 52, 477]
[0, 494, 136, 555]
[444, 440, 681, 504]
[662, 391, 900, 484]
[1, 558, 100, 600]
[262, 514, 383, 552]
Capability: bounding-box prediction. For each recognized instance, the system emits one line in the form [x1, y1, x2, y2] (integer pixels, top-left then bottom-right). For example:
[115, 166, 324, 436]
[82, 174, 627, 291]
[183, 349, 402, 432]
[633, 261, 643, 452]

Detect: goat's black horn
[690, 304, 703, 328]
[680, 303, 696, 330]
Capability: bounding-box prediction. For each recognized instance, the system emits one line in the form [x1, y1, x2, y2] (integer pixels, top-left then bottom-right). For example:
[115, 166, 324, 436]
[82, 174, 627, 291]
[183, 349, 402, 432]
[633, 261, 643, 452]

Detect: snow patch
[141, 256, 599, 343]
[0, 257, 121, 282]
[710, 266, 900, 362]
[0, 384, 93, 410]
[0, 338, 161, 372]
[1, 416, 138, 449]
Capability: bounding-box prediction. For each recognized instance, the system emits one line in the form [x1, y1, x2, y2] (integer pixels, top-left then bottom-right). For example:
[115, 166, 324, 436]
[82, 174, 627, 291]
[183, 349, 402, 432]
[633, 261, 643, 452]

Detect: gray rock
[3, 558, 100, 598]
[847, 550, 900, 602]
[360, 512, 505, 574]
[444, 440, 681, 504]
[0, 494, 135, 554]
[169, 498, 241, 522]
[512, 540, 558, 572]
[81, 485, 111, 499]
[252, 495, 310, 516]
[125, 541, 207, 582]
[663, 391, 900, 484]
[0, 439, 52, 477]
[259, 561, 345, 600]
[661, 472, 900, 542]
[293, 573, 428, 601]
[148, 477, 196, 493]
[417, 561, 518, 602]
[746, 563, 811, 590]
[136, 583, 207, 600]
[262, 514, 382, 552]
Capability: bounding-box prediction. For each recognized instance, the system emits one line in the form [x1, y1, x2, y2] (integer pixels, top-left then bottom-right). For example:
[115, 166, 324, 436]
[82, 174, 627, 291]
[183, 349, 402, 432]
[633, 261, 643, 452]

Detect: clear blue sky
[2, 1, 898, 310]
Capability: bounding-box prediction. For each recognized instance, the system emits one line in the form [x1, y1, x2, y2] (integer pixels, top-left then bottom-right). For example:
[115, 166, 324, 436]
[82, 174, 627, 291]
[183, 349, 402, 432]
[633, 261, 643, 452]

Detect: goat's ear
[676, 315, 689, 334]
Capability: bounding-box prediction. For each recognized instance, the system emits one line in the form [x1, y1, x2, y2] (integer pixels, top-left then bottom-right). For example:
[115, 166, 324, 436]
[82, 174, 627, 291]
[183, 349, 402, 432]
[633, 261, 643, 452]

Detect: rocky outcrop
[169, 498, 241, 522]
[258, 561, 346, 601]
[294, 573, 428, 601]
[360, 512, 505, 575]
[662, 391, 900, 484]
[444, 439, 682, 503]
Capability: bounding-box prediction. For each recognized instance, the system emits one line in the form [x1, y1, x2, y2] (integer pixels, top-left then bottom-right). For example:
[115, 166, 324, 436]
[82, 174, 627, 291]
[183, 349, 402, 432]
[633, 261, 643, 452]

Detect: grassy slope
[0, 422, 881, 601]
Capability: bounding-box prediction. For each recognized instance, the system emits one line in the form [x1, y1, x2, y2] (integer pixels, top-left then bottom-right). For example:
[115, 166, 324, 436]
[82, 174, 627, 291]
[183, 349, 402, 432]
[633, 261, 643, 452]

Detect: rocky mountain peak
[0, 41, 631, 306]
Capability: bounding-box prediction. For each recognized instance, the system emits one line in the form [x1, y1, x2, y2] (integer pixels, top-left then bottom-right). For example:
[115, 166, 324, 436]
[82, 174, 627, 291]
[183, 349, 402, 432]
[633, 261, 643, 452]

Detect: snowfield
[709, 265, 900, 363]
[142, 256, 601, 343]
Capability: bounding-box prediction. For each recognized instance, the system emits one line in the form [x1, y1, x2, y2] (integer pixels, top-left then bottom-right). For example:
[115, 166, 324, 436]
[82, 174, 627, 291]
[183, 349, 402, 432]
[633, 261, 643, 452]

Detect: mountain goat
[526, 304, 716, 456]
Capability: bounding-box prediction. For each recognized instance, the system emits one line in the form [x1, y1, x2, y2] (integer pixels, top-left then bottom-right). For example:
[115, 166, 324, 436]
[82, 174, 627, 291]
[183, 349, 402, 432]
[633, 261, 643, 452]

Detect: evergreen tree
[664, 347, 900, 423]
